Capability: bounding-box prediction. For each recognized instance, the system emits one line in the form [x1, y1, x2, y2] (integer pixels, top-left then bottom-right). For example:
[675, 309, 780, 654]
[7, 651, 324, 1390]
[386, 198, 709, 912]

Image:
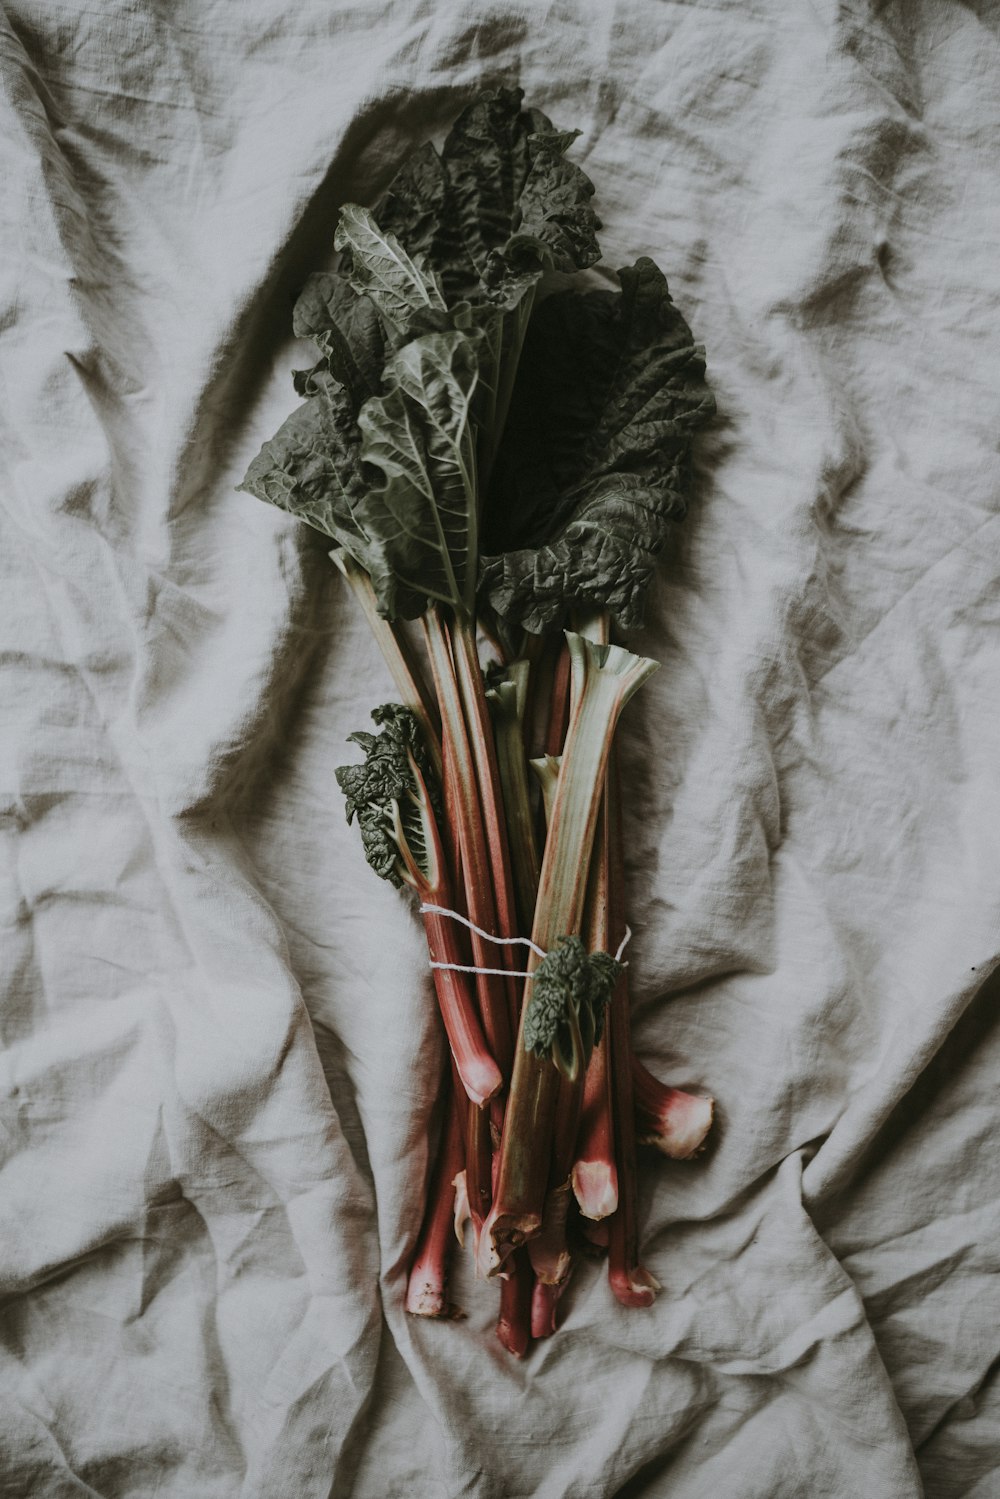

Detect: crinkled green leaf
[291, 271, 388, 407]
[376, 86, 601, 302]
[356, 330, 480, 616]
[335, 704, 440, 887]
[523, 935, 622, 1075]
[480, 257, 715, 632]
[236, 369, 425, 618]
[371, 86, 601, 476]
[334, 203, 448, 335]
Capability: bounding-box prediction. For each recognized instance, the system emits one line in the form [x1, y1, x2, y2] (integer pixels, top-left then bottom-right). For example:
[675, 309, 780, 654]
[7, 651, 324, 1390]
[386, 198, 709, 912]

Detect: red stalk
[449, 614, 522, 1034]
[422, 907, 503, 1106]
[423, 609, 513, 1078]
[606, 758, 659, 1309]
[331, 551, 441, 774]
[531, 1275, 569, 1339]
[480, 636, 658, 1277]
[572, 1035, 618, 1220]
[466, 1096, 492, 1244]
[570, 787, 619, 1221]
[406, 1080, 465, 1318]
[393, 745, 503, 1110]
[495, 1249, 533, 1357]
[632, 1058, 714, 1159]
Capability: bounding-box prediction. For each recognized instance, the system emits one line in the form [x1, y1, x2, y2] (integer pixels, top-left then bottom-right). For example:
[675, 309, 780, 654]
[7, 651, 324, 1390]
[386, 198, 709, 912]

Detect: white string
[614, 925, 633, 963]
[419, 903, 631, 978]
[420, 904, 547, 959]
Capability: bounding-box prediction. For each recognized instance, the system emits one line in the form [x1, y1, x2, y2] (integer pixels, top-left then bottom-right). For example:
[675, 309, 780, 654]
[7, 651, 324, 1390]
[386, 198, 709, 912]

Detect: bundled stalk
[240, 86, 715, 1353]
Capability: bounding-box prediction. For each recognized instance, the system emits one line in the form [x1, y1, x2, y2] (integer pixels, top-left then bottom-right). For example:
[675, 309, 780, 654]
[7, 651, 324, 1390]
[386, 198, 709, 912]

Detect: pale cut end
[642, 1093, 714, 1160]
[609, 1264, 660, 1309]
[528, 1240, 573, 1288]
[571, 1159, 619, 1221]
[477, 1206, 541, 1280]
[456, 1054, 504, 1109]
[405, 1277, 465, 1319]
[496, 1311, 530, 1358]
[452, 1170, 471, 1247]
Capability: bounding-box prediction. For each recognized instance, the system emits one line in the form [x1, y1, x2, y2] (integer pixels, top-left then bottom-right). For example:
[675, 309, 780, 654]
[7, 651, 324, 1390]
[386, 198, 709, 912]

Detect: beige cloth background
[2, 2, 999, 1495]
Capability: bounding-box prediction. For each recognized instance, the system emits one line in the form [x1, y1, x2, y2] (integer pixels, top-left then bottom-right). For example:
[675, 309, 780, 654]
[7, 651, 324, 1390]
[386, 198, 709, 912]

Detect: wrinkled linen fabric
[1, 1, 998, 1495]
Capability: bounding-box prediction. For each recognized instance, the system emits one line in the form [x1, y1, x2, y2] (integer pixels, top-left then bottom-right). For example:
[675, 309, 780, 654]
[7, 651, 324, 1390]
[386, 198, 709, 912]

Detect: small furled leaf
[292, 271, 389, 407]
[335, 704, 441, 888]
[356, 330, 480, 616]
[480, 257, 716, 632]
[334, 203, 448, 335]
[523, 936, 623, 1076]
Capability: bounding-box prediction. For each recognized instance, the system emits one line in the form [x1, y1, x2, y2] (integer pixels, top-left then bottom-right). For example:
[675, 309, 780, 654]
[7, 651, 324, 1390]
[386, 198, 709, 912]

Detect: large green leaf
[355, 331, 481, 617]
[376, 86, 601, 302]
[291, 271, 388, 407]
[479, 258, 715, 632]
[369, 87, 601, 476]
[236, 368, 425, 618]
[333, 203, 448, 335]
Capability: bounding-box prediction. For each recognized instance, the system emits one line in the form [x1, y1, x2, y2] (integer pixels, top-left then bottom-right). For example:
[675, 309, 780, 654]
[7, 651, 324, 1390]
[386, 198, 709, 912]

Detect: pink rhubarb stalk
[479, 634, 658, 1277]
[423, 608, 514, 1079]
[496, 1249, 533, 1357]
[422, 907, 503, 1106]
[406, 1082, 465, 1318]
[571, 792, 619, 1221]
[531, 1276, 569, 1339]
[632, 1058, 714, 1159]
[606, 759, 660, 1309]
[573, 1038, 618, 1220]
[391, 749, 503, 1110]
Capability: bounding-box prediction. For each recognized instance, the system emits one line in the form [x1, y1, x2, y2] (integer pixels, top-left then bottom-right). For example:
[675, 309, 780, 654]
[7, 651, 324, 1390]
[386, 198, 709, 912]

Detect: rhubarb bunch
[240, 84, 715, 1353]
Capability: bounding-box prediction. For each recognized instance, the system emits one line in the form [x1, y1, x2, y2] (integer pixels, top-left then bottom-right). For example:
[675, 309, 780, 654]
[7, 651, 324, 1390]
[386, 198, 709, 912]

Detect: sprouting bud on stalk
[335, 704, 442, 890]
[336, 702, 503, 1108]
[522, 936, 621, 1082]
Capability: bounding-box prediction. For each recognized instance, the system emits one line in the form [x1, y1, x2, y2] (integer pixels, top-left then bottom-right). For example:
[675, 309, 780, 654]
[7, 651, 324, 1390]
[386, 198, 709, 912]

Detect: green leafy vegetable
[335, 703, 440, 887]
[291, 271, 388, 406]
[523, 936, 622, 1079]
[356, 330, 480, 616]
[333, 203, 448, 336]
[237, 84, 717, 1340]
[480, 257, 716, 632]
[375, 85, 600, 307]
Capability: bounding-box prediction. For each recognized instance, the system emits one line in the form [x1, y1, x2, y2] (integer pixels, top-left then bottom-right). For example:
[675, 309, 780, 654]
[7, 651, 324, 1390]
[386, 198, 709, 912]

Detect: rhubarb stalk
[632, 1058, 715, 1159]
[406, 1080, 465, 1318]
[480, 634, 658, 1276]
[486, 662, 540, 932]
[424, 608, 514, 1078]
[331, 551, 441, 773]
[606, 756, 660, 1308]
[571, 796, 619, 1221]
[495, 1249, 533, 1358]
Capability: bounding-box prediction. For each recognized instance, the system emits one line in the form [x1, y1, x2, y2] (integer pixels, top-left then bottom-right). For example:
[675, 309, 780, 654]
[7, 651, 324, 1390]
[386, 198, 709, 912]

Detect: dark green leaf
[372, 86, 601, 477]
[292, 272, 389, 407]
[237, 369, 426, 618]
[377, 86, 601, 303]
[335, 704, 441, 888]
[334, 203, 448, 335]
[356, 330, 480, 616]
[480, 257, 715, 631]
[523, 935, 622, 1074]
